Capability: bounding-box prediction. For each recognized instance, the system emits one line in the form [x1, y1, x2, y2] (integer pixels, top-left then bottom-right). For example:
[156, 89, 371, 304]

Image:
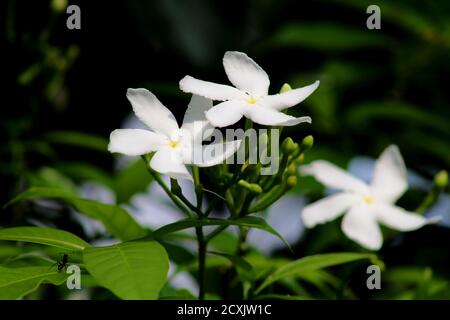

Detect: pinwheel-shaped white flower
[179, 51, 320, 127]
[108, 89, 240, 181]
[301, 145, 430, 250]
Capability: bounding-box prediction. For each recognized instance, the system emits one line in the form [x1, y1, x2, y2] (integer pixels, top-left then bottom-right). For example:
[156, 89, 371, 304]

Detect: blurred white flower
[426, 194, 450, 228]
[348, 156, 431, 190]
[301, 145, 432, 250]
[180, 51, 319, 127]
[108, 90, 240, 180]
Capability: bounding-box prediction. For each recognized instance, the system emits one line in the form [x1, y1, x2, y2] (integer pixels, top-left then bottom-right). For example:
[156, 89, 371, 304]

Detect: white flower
[179, 51, 319, 127]
[108, 89, 241, 181]
[301, 145, 430, 250]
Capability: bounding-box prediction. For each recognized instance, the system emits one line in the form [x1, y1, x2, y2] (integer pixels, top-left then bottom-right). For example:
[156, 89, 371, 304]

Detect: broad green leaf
[0, 244, 24, 260]
[113, 159, 152, 204]
[209, 251, 254, 283]
[3, 252, 56, 268]
[208, 231, 239, 254]
[159, 287, 196, 300]
[0, 266, 67, 299]
[28, 167, 78, 194]
[83, 241, 169, 300]
[148, 216, 291, 251]
[269, 23, 389, 50]
[56, 162, 115, 189]
[44, 131, 108, 152]
[208, 251, 253, 272]
[0, 227, 90, 251]
[5, 187, 147, 241]
[255, 253, 379, 294]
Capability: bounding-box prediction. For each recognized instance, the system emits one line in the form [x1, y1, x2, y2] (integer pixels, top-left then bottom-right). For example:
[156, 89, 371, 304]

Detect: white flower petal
[302, 193, 357, 228]
[205, 100, 246, 127]
[341, 205, 382, 250]
[126, 88, 179, 137]
[179, 76, 246, 101]
[222, 51, 270, 97]
[196, 140, 242, 167]
[301, 160, 370, 194]
[371, 145, 408, 203]
[245, 107, 311, 126]
[181, 95, 214, 143]
[261, 81, 320, 111]
[375, 203, 428, 231]
[108, 129, 166, 156]
[150, 147, 193, 181]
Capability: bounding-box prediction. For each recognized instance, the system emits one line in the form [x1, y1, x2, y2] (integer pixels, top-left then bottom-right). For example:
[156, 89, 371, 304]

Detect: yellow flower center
[167, 140, 179, 148]
[245, 97, 258, 105]
[363, 196, 374, 205]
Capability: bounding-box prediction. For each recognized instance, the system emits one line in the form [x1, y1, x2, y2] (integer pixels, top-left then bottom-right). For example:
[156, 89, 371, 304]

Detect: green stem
[416, 185, 442, 214]
[141, 156, 193, 218]
[416, 170, 448, 214]
[195, 226, 207, 300]
[192, 165, 207, 300]
[170, 178, 202, 216]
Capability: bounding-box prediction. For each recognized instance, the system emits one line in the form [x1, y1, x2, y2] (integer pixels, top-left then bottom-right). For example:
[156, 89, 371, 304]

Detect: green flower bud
[294, 153, 305, 165]
[238, 180, 263, 194]
[280, 83, 292, 93]
[286, 163, 297, 175]
[248, 183, 287, 213]
[434, 170, 448, 189]
[51, 0, 68, 12]
[301, 135, 314, 150]
[281, 137, 298, 155]
[287, 175, 298, 187]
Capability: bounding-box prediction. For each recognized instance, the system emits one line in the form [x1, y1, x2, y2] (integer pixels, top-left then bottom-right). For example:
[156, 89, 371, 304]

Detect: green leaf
[56, 162, 115, 189]
[5, 187, 147, 241]
[83, 241, 169, 300]
[28, 167, 78, 195]
[209, 251, 254, 283]
[44, 131, 108, 152]
[269, 22, 389, 51]
[0, 227, 90, 251]
[113, 159, 152, 204]
[0, 266, 67, 299]
[208, 251, 253, 272]
[148, 216, 291, 251]
[255, 253, 379, 294]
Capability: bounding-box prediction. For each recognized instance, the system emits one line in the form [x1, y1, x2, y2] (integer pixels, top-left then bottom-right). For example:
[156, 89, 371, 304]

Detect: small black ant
[56, 254, 69, 272]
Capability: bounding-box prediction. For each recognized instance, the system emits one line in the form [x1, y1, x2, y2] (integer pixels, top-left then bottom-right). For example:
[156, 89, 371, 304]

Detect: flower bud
[434, 170, 448, 189]
[287, 175, 298, 187]
[238, 180, 263, 194]
[280, 83, 292, 93]
[286, 163, 297, 175]
[294, 153, 305, 165]
[281, 137, 298, 155]
[301, 135, 314, 150]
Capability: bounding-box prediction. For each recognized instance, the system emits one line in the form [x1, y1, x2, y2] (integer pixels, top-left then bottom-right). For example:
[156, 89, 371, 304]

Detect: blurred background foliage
[1, 0, 449, 299]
